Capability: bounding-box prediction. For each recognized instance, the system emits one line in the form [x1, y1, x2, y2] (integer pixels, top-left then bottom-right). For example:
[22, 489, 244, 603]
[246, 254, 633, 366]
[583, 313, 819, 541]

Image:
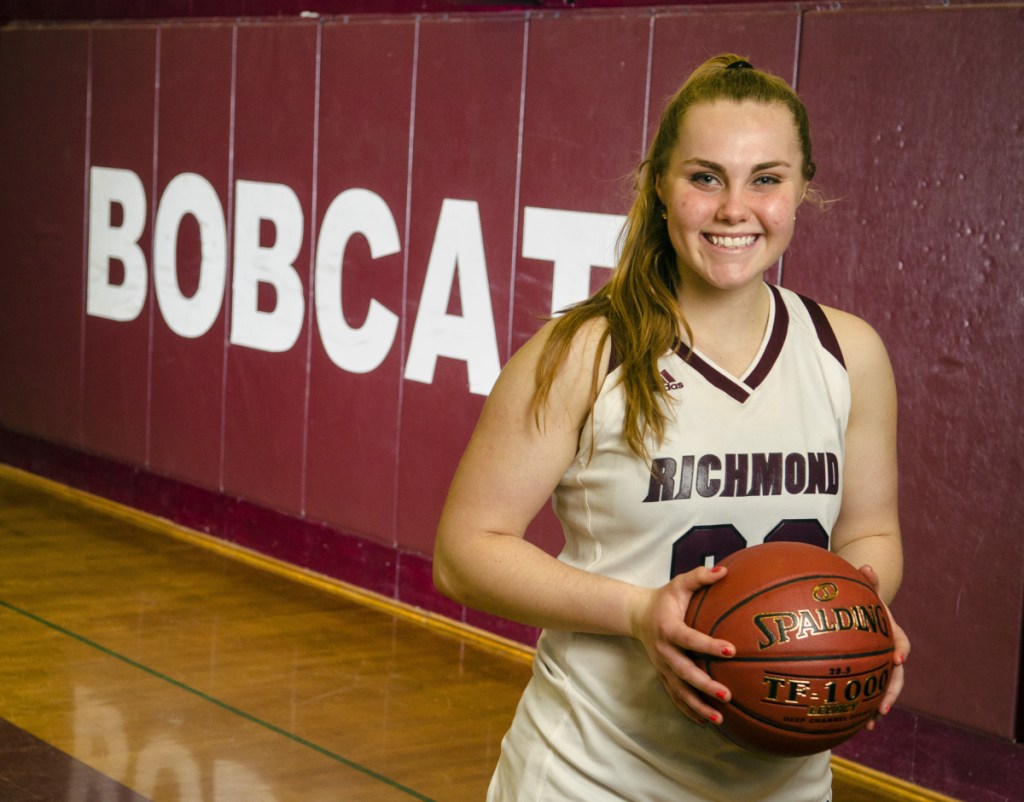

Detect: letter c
[315, 188, 400, 373]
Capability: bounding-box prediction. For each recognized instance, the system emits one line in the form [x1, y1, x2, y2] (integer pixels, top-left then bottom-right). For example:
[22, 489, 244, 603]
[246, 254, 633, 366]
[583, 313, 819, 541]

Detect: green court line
[0, 599, 435, 802]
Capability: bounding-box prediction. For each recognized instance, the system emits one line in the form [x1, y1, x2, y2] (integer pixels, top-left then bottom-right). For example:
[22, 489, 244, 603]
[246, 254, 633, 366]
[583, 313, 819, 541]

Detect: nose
[716, 187, 750, 224]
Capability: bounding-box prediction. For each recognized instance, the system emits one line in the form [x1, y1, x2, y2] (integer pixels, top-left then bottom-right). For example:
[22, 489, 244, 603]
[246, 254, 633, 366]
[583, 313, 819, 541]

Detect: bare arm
[826, 307, 902, 603]
[825, 307, 910, 722]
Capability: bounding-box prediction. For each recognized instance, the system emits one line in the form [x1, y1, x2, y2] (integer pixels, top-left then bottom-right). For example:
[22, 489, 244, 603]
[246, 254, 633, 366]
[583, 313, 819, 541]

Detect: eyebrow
[683, 158, 793, 172]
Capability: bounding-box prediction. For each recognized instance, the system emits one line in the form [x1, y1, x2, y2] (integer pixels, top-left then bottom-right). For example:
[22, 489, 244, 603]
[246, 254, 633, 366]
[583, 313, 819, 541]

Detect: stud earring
[661, 207, 668, 220]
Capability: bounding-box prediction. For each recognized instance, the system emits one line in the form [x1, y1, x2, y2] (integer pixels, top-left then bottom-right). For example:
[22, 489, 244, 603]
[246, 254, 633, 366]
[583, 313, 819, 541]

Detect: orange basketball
[684, 541, 895, 756]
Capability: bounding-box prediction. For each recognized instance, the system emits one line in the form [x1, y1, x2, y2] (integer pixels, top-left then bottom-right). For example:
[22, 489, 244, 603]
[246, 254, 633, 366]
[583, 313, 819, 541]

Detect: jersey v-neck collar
[673, 284, 789, 404]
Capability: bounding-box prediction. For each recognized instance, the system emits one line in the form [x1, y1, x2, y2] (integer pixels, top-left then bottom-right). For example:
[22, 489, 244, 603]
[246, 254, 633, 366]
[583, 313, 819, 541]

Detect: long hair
[532, 54, 818, 460]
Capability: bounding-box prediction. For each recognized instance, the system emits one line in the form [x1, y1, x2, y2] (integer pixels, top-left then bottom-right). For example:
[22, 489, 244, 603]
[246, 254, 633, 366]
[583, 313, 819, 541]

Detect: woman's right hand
[630, 565, 736, 725]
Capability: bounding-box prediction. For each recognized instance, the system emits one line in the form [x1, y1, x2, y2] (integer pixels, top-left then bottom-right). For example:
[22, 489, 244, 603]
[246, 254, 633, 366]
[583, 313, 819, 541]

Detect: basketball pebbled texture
[684, 541, 895, 756]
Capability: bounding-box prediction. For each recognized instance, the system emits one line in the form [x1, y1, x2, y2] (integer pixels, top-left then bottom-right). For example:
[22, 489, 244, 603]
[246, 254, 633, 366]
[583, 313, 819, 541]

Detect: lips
[705, 233, 759, 249]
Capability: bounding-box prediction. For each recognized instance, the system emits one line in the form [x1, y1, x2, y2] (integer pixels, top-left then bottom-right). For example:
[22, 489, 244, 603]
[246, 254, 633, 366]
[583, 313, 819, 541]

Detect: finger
[858, 563, 880, 592]
[677, 628, 736, 662]
[658, 642, 732, 705]
[892, 624, 911, 661]
[672, 563, 729, 595]
[658, 669, 726, 725]
[883, 664, 903, 712]
[657, 615, 736, 670]
[866, 662, 905, 731]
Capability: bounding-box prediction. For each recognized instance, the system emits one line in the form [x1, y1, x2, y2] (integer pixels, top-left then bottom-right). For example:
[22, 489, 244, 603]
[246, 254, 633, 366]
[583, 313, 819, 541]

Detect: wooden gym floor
[0, 465, 951, 801]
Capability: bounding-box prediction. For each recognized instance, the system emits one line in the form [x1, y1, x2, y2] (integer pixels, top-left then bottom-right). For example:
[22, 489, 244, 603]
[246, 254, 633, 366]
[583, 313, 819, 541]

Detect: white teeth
[708, 234, 757, 248]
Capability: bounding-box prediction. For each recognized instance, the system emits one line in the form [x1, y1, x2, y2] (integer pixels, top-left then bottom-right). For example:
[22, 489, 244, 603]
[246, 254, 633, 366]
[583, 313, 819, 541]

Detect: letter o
[153, 173, 227, 338]
[784, 453, 806, 493]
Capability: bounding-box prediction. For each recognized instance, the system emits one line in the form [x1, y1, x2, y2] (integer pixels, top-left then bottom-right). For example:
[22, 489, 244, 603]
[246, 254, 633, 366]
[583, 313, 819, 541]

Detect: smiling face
[656, 99, 808, 294]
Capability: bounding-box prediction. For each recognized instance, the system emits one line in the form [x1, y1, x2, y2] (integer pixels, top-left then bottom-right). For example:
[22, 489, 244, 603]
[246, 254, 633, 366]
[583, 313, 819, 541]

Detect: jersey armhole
[607, 327, 621, 374]
[798, 294, 847, 370]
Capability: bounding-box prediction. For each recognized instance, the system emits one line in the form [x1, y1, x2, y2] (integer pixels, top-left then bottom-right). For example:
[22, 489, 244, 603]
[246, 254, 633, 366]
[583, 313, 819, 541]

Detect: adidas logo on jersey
[660, 369, 684, 391]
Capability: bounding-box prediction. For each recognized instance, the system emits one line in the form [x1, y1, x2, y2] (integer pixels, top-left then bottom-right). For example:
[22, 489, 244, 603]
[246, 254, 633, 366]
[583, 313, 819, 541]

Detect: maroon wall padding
[785, 3, 1024, 742]
[0, 28, 87, 445]
[1, 5, 1022, 788]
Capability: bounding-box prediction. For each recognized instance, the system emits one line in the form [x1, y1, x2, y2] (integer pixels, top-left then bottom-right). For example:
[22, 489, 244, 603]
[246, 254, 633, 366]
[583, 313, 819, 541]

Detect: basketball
[684, 541, 895, 756]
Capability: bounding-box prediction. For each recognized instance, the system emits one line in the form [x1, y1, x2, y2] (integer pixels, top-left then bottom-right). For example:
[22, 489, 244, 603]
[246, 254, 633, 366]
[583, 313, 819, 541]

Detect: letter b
[230, 180, 305, 353]
[87, 166, 147, 322]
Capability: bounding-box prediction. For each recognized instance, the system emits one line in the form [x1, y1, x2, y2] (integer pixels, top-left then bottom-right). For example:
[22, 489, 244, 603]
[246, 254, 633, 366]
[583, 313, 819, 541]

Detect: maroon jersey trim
[673, 284, 790, 403]
[745, 284, 789, 389]
[673, 349, 750, 402]
[798, 294, 847, 370]
[608, 327, 621, 374]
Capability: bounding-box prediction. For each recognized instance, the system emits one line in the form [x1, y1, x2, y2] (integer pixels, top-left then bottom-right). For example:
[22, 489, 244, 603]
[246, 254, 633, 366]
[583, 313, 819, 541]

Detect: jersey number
[669, 519, 829, 578]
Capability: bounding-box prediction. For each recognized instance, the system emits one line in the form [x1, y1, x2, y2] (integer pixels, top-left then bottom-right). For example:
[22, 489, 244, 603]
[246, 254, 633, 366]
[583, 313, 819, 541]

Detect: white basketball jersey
[489, 285, 849, 802]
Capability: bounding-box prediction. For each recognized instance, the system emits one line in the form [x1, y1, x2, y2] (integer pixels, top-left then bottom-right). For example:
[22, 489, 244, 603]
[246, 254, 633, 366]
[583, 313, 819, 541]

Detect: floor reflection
[0, 470, 532, 801]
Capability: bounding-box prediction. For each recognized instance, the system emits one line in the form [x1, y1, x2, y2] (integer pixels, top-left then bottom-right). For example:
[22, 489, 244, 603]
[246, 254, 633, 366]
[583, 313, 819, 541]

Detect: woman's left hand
[859, 563, 910, 730]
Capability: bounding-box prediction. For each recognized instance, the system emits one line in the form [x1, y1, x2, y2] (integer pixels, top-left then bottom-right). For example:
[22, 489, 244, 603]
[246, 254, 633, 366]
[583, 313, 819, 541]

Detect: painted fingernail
[715, 690, 728, 701]
[710, 565, 724, 573]
[706, 711, 721, 724]
[721, 646, 735, 657]
[894, 654, 905, 666]
[881, 704, 891, 715]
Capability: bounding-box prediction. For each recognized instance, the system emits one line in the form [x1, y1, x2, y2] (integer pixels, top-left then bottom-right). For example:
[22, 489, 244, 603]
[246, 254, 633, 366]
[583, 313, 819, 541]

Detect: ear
[654, 173, 665, 205]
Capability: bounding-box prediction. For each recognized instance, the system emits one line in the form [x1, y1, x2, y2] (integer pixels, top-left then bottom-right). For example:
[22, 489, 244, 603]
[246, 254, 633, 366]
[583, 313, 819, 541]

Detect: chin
[693, 264, 773, 292]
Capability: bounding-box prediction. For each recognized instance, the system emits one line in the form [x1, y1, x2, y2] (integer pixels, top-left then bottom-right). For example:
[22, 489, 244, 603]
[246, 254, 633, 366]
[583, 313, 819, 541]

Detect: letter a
[405, 199, 501, 396]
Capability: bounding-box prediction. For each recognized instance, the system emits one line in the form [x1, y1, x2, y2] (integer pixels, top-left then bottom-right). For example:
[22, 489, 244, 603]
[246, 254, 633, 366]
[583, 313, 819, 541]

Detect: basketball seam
[706, 647, 894, 664]
[704, 572, 880, 637]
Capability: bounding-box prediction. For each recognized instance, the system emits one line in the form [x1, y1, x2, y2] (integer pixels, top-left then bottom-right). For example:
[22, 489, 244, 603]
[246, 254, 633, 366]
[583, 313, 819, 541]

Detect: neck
[677, 281, 772, 376]
[679, 279, 770, 339]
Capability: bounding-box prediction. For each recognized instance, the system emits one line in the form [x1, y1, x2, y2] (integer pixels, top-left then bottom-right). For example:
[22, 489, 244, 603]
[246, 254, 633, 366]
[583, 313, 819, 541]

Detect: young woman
[434, 54, 910, 801]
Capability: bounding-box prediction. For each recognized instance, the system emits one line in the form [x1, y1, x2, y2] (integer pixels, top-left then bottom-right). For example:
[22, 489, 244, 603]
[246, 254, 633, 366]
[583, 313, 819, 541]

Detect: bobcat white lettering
[86, 166, 623, 396]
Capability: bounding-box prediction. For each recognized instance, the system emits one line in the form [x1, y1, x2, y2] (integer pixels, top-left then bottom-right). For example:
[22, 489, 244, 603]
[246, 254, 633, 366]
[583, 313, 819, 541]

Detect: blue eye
[691, 173, 719, 187]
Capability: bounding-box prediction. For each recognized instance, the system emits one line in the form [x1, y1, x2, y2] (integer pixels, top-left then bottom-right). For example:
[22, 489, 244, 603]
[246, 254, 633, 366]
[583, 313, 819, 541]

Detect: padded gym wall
[1, 4, 1021, 795]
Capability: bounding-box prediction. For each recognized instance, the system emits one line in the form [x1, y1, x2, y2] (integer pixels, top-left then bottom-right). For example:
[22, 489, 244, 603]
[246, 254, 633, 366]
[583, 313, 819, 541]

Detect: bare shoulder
[508, 314, 611, 391]
[819, 304, 894, 387]
[529, 314, 610, 359]
[485, 313, 611, 433]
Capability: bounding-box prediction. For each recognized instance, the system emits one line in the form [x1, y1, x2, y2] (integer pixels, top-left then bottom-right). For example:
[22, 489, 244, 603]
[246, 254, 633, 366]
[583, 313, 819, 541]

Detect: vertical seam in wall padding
[300, 21, 323, 519]
[392, 16, 420, 571]
[791, 8, 804, 91]
[642, 11, 654, 158]
[80, 30, 93, 447]
[147, 26, 161, 467]
[221, 23, 238, 493]
[780, 8, 807, 288]
[507, 14, 530, 359]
